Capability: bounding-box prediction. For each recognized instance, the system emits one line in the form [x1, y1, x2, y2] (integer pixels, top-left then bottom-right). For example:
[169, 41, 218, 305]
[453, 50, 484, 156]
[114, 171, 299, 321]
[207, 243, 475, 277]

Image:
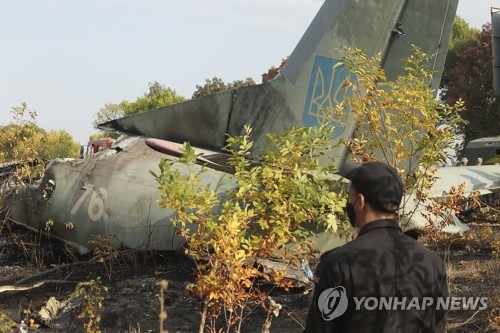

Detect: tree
[152, 126, 347, 332]
[227, 78, 256, 90]
[0, 123, 45, 163]
[0, 104, 80, 183]
[88, 132, 116, 142]
[447, 17, 478, 50]
[261, 58, 287, 83]
[43, 130, 81, 159]
[0, 104, 81, 162]
[192, 77, 255, 98]
[191, 57, 290, 99]
[92, 103, 125, 140]
[440, 19, 500, 146]
[122, 82, 187, 116]
[334, 47, 466, 231]
[92, 103, 125, 130]
[0, 104, 46, 169]
[152, 48, 466, 332]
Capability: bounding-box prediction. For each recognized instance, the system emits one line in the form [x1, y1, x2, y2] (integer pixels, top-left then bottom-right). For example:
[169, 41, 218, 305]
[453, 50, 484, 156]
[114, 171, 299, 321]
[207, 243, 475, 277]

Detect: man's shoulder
[314, 244, 353, 282]
[389, 232, 447, 272]
[318, 238, 360, 262]
[319, 232, 444, 265]
[401, 232, 441, 253]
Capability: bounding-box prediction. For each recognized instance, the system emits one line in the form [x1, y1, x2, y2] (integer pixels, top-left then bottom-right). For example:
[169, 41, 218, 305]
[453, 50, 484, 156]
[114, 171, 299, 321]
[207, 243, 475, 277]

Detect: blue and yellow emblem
[302, 55, 353, 140]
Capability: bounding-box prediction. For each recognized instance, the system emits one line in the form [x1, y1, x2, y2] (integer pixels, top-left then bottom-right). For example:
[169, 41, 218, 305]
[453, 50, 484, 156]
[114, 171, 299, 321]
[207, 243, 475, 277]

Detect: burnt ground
[0, 224, 499, 333]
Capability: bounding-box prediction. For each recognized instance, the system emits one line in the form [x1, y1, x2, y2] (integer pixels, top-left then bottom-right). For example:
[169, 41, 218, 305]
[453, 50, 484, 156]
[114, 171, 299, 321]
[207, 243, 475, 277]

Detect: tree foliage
[92, 82, 186, 138]
[152, 125, 347, 331]
[0, 104, 80, 183]
[44, 130, 80, 160]
[192, 77, 255, 98]
[261, 58, 287, 83]
[446, 17, 478, 50]
[0, 104, 80, 162]
[333, 47, 466, 228]
[88, 131, 119, 142]
[92, 103, 125, 133]
[152, 47, 468, 331]
[121, 81, 186, 116]
[440, 19, 500, 146]
[0, 106, 45, 165]
[88, 132, 117, 142]
[192, 58, 288, 98]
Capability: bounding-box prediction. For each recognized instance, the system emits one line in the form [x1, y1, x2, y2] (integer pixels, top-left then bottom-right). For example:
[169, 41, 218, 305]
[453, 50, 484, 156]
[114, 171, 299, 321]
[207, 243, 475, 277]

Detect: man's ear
[357, 193, 365, 210]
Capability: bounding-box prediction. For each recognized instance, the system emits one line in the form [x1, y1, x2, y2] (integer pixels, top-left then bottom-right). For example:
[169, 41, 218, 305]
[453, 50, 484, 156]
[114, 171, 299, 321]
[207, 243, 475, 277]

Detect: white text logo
[353, 296, 488, 311]
[317, 286, 489, 321]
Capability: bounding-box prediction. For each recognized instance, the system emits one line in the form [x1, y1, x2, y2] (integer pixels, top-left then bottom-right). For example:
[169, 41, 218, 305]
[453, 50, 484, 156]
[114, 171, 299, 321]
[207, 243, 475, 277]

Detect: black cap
[340, 161, 403, 213]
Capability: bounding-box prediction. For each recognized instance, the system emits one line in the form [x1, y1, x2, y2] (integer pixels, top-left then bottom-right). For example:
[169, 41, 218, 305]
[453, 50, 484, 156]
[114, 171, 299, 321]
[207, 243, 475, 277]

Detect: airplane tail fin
[100, 0, 458, 163]
[279, 0, 457, 90]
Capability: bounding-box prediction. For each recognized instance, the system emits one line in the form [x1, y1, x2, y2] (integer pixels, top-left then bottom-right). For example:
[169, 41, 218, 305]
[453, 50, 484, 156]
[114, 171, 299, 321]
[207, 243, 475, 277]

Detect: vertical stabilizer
[100, 0, 458, 167]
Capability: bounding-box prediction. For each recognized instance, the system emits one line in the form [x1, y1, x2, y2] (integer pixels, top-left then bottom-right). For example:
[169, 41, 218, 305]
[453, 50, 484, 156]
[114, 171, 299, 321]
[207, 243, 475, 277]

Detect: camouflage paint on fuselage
[2, 0, 462, 254]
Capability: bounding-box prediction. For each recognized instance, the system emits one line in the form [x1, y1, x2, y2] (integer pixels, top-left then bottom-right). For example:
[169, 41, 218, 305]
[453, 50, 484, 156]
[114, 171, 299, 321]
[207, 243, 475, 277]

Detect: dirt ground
[0, 225, 498, 333]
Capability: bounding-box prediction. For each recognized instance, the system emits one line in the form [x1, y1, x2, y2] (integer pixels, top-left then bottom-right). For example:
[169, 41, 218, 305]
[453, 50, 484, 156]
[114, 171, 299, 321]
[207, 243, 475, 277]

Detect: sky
[0, 0, 497, 145]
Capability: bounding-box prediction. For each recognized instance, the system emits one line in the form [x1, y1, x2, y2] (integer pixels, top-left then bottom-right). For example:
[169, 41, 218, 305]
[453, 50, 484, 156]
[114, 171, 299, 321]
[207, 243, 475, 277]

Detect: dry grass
[446, 256, 499, 332]
[423, 225, 500, 333]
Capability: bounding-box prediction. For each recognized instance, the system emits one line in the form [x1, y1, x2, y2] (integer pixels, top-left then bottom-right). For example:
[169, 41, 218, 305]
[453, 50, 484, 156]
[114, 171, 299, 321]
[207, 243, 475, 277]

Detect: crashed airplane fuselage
[3, 136, 234, 254]
[2, 0, 464, 254]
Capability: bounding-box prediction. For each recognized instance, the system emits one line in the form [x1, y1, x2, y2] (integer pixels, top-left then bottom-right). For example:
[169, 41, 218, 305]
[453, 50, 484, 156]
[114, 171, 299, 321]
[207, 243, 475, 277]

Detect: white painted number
[88, 187, 107, 222]
[70, 185, 94, 215]
[70, 186, 107, 222]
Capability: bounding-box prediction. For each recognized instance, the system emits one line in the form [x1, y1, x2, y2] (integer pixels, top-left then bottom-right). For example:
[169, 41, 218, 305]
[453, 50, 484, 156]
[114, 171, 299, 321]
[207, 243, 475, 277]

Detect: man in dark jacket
[304, 162, 448, 333]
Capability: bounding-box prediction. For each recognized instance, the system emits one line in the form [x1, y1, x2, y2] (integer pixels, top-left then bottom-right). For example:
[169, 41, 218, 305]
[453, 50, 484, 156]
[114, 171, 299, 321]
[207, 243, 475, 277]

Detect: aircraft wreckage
[2, 0, 499, 255]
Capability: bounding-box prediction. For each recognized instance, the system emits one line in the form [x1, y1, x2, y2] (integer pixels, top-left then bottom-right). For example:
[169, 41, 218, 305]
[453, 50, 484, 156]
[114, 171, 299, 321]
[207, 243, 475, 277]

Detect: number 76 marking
[70, 185, 108, 222]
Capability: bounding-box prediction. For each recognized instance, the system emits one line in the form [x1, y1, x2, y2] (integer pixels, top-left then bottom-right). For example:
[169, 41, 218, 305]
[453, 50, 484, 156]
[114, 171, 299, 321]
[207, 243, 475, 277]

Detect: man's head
[340, 162, 403, 228]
